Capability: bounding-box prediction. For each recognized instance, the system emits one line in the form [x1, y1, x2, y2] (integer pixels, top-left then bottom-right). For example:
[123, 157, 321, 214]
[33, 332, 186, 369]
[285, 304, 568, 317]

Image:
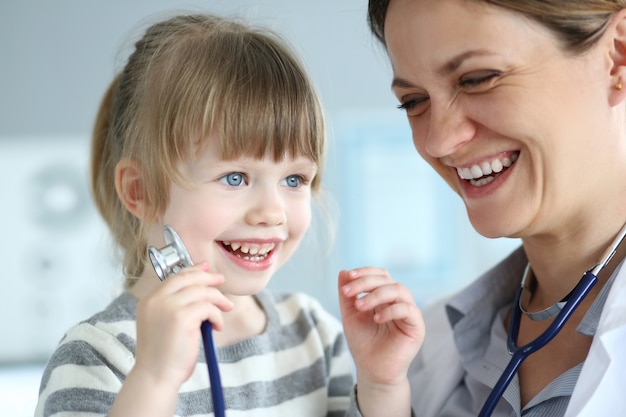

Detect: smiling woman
[382, 0, 616, 239]
[336, 0, 626, 416]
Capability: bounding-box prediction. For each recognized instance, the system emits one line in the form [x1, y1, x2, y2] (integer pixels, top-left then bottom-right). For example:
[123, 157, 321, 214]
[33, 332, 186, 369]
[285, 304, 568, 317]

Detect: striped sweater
[35, 290, 357, 417]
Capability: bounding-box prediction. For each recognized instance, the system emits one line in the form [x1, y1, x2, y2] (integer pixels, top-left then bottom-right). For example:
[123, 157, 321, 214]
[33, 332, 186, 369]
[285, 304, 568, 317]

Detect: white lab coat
[409, 258, 626, 416]
[565, 261, 626, 416]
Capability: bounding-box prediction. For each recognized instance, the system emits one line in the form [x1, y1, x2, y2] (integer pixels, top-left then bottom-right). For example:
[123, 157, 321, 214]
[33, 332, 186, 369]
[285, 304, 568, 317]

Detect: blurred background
[0, 1, 520, 415]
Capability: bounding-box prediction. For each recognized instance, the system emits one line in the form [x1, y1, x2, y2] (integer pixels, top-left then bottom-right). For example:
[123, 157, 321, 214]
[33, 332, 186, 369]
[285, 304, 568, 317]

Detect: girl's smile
[219, 239, 281, 271]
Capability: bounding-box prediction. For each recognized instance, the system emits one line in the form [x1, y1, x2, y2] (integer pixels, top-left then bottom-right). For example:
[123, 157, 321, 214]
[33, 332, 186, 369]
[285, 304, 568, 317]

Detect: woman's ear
[608, 9, 626, 105]
[115, 158, 148, 219]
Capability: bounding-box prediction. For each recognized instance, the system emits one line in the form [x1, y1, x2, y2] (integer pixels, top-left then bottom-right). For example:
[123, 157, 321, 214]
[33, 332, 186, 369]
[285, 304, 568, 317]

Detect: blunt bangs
[135, 18, 326, 202]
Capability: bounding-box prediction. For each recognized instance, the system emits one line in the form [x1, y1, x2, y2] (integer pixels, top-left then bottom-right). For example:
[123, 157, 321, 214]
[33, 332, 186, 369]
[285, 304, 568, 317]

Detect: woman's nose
[245, 189, 287, 226]
[421, 101, 476, 158]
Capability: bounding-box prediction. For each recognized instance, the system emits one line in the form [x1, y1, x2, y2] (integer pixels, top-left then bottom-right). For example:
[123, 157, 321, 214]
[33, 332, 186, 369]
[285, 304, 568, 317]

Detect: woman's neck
[522, 219, 626, 312]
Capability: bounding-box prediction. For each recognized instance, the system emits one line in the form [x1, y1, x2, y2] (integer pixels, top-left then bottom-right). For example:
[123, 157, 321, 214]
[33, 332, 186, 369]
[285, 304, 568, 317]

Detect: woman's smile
[455, 151, 519, 186]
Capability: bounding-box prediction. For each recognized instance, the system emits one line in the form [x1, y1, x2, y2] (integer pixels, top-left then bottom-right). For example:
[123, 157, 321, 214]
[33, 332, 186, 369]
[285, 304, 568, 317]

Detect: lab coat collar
[565, 261, 626, 416]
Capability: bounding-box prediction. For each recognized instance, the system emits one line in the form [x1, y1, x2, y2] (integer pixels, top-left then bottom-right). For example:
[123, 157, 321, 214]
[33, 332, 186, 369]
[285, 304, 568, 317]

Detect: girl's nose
[245, 189, 286, 226]
[421, 101, 476, 158]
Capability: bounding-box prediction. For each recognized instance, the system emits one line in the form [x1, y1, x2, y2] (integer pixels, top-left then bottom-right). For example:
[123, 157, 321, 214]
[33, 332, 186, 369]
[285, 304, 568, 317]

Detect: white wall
[0, 0, 396, 137]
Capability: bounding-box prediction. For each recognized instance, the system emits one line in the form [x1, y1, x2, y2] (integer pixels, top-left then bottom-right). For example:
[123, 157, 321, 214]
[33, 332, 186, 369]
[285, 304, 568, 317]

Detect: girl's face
[154, 136, 317, 296]
[385, 0, 623, 239]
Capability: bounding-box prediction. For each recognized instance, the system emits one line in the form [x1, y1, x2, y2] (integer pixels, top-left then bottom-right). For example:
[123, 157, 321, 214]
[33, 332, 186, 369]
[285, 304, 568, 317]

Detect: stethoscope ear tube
[147, 225, 226, 417]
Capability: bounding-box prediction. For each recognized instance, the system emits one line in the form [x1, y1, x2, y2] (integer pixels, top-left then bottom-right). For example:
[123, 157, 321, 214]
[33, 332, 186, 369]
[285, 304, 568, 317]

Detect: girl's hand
[338, 267, 425, 386]
[133, 261, 233, 389]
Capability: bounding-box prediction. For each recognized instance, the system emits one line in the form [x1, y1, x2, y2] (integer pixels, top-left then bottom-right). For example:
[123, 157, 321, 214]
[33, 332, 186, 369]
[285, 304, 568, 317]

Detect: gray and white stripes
[35, 290, 355, 417]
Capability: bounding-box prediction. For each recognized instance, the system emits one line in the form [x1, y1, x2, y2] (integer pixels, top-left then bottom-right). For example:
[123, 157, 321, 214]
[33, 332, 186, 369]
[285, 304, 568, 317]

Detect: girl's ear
[608, 9, 626, 105]
[115, 158, 148, 219]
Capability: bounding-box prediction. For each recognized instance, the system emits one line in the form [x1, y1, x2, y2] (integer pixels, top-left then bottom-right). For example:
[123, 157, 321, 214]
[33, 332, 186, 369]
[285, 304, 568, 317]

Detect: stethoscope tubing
[478, 222, 626, 417]
[201, 321, 226, 417]
[477, 270, 598, 417]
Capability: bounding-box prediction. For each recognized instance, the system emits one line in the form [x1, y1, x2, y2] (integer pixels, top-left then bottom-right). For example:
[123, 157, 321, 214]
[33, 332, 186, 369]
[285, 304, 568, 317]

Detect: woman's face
[385, 0, 622, 239]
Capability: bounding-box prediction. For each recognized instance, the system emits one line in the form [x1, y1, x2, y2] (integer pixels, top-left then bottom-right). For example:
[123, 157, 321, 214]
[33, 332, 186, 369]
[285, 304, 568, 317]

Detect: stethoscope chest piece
[147, 225, 193, 281]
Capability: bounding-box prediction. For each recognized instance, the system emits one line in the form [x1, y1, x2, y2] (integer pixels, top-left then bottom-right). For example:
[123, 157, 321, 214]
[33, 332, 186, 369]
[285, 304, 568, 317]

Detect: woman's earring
[616, 80, 623, 90]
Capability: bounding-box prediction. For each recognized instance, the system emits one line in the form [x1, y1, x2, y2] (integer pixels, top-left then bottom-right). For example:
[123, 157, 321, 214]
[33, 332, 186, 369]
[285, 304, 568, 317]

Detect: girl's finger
[161, 285, 233, 313]
[159, 268, 225, 295]
[340, 270, 394, 297]
[355, 282, 414, 311]
[372, 301, 423, 327]
[180, 299, 229, 330]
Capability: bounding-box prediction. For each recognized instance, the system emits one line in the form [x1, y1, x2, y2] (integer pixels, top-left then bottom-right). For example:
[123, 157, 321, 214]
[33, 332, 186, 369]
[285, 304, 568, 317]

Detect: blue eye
[220, 172, 244, 186]
[283, 175, 303, 188]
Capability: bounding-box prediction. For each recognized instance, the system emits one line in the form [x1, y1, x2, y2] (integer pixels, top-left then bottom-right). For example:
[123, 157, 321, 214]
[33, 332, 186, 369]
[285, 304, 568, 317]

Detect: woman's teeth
[456, 153, 518, 186]
[222, 241, 276, 261]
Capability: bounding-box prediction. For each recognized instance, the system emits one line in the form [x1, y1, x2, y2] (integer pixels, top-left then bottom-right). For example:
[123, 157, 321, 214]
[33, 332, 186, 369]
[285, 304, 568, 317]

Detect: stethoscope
[147, 225, 225, 417]
[478, 222, 626, 417]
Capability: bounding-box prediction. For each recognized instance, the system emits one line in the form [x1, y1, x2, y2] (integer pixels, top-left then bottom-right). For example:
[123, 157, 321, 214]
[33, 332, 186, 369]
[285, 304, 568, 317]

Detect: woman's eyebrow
[391, 76, 416, 90]
[391, 49, 497, 90]
[438, 49, 495, 75]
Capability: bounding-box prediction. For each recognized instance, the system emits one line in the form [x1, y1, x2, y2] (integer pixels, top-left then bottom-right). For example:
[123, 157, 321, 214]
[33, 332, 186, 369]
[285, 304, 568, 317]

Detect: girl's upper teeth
[223, 241, 276, 255]
[457, 153, 518, 180]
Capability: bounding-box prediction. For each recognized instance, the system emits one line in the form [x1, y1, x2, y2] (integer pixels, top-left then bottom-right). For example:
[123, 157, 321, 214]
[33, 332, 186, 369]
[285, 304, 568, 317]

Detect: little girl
[34, 13, 354, 417]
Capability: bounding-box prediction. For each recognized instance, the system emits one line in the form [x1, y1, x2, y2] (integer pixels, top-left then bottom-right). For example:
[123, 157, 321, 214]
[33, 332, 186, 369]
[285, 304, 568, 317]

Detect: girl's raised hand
[338, 267, 425, 386]
[133, 261, 233, 389]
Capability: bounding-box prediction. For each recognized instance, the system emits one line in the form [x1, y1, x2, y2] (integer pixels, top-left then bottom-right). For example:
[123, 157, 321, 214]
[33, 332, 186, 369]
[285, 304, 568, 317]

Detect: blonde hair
[368, 0, 626, 53]
[91, 14, 326, 287]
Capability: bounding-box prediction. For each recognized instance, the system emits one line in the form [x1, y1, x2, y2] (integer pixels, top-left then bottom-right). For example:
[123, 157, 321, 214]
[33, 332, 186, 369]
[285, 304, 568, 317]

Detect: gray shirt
[35, 290, 355, 417]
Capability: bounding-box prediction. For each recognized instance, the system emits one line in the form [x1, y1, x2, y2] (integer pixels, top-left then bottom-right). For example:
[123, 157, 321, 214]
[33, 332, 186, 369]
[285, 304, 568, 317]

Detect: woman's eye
[220, 172, 245, 187]
[459, 70, 500, 89]
[283, 174, 305, 188]
[397, 95, 429, 116]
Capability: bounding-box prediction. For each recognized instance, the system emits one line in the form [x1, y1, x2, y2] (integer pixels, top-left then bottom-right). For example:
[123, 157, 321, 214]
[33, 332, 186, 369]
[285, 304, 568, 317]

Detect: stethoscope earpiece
[147, 225, 193, 281]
